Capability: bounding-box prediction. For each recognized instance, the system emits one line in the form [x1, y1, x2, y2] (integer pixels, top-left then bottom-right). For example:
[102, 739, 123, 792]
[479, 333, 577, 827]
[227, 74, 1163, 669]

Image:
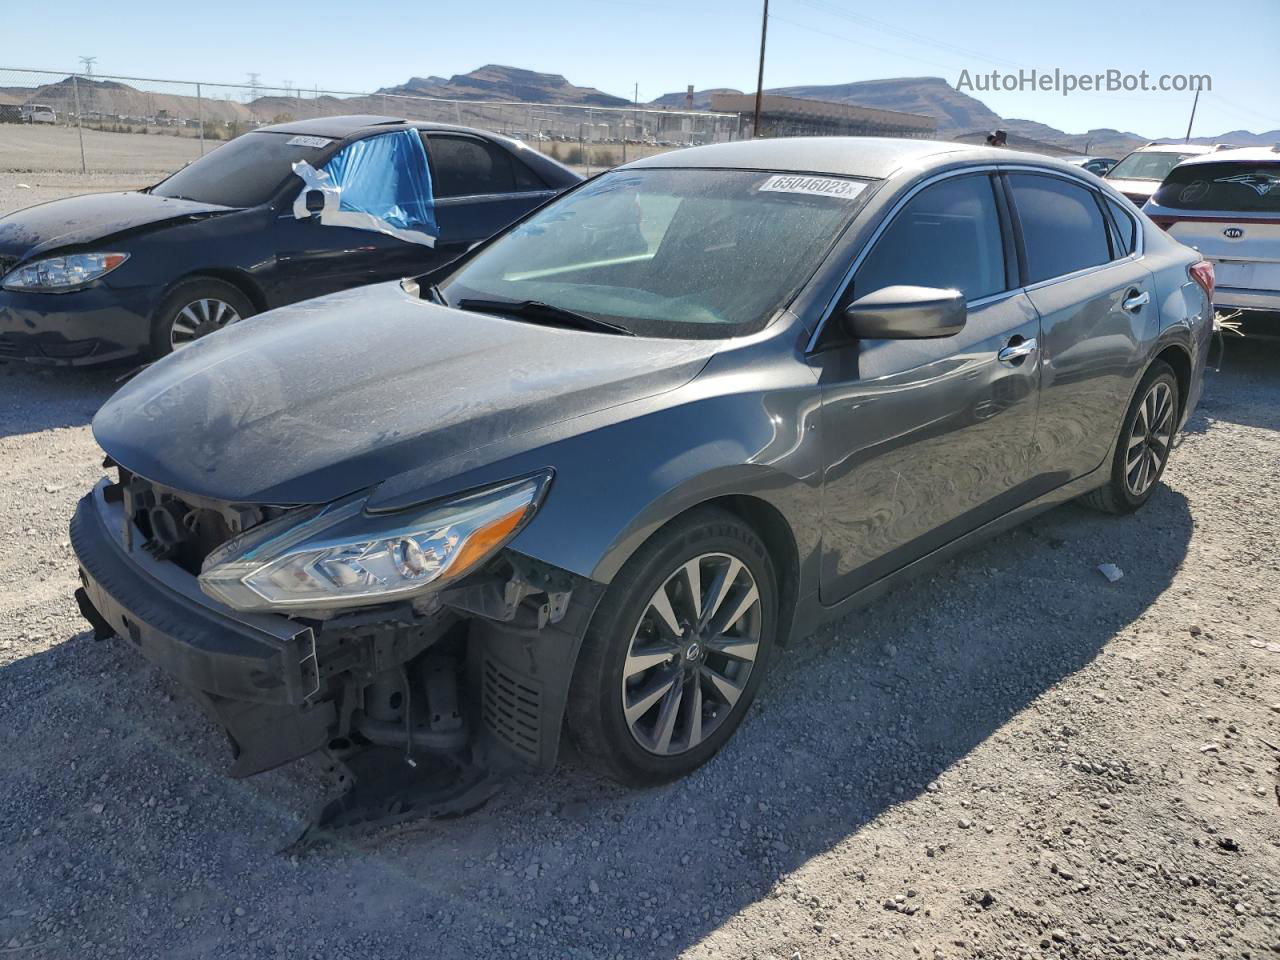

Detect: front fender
[368, 361, 825, 589]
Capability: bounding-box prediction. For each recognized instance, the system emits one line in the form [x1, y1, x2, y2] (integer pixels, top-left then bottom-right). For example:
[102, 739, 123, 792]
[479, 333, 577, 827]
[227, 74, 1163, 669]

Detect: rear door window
[424, 135, 521, 197]
[1151, 161, 1280, 213]
[1009, 174, 1112, 283]
[854, 174, 1007, 302]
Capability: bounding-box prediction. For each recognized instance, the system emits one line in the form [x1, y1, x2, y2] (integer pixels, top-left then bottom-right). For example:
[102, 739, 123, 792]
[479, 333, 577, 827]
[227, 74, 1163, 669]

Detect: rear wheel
[1081, 360, 1179, 514]
[150, 277, 254, 358]
[566, 509, 778, 786]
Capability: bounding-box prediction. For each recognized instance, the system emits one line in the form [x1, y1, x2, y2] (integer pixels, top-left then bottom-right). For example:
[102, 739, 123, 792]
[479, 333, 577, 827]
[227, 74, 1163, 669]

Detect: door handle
[997, 337, 1037, 363]
[1122, 290, 1150, 312]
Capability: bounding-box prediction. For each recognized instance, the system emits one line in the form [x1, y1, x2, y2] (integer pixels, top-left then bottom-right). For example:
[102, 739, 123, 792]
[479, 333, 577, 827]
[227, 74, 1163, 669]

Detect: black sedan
[0, 116, 579, 365]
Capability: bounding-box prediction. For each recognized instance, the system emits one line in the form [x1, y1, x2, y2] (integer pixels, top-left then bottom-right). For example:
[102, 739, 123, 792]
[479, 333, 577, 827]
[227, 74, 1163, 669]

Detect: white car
[1145, 146, 1280, 330]
[1105, 142, 1223, 206]
[20, 104, 56, 124]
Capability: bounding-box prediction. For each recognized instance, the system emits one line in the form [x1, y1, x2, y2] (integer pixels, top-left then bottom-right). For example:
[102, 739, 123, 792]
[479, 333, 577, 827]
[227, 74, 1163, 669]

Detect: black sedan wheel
[1082, 359, 1180, 514]
[567, 508, 777, 786]
[151, 278, 254, 358]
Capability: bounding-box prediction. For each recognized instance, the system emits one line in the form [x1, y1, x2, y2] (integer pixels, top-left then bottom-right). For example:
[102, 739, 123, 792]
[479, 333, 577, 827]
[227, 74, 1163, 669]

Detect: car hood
[93, 282, 719, 504]
[0, 191, 234, 262]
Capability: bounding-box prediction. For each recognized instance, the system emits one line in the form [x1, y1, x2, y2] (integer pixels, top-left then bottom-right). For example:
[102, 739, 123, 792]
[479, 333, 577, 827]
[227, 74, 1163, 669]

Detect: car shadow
[0, 485, 1194, 958]
[1184, 337, 1278, 434]
[0, 362, 122, 438]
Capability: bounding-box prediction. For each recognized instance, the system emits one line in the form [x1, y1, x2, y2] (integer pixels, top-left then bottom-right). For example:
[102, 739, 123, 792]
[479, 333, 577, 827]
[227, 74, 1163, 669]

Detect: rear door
[814, 171, 1042, 603]
[1005, 170, 1154, 485]
[423, 133, 559, 266]
[1146, 159, 1280, 311]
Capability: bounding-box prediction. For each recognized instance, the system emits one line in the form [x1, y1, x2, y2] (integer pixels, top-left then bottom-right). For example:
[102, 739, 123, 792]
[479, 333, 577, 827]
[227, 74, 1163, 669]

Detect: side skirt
[789, 461, 1108, 642]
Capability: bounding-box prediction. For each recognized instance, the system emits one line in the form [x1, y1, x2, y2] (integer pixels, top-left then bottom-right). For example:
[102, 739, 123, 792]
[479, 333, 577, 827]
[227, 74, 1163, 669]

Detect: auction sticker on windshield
[286, 135, 333, 148]
[759, 175, 866, 199]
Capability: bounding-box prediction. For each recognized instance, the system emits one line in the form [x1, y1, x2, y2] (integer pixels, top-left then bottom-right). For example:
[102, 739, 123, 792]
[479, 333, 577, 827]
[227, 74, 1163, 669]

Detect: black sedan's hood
[93, 282, 718, 504]
[0, 191, 234, 261]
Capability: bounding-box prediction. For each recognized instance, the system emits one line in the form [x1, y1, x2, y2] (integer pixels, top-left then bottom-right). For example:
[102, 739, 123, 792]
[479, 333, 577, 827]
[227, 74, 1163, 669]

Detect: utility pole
[752, 0, 769, 138]
[246, 72, 261, 104]
[1184, 88, 1200, 143]
[77, 57, 96, 133]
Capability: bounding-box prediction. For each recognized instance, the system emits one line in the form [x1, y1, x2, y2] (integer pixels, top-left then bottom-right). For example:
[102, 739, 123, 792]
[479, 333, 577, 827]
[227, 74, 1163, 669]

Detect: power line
[789, 0, 1028, 71]
[769, 13, 971, 74]
[78, 56, 96, 76]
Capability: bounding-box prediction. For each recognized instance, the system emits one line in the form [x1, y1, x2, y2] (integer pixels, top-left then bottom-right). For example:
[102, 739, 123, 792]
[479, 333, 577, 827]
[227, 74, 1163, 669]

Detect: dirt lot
[0, 186, 1278, 960]
[0, 124, 202, 176]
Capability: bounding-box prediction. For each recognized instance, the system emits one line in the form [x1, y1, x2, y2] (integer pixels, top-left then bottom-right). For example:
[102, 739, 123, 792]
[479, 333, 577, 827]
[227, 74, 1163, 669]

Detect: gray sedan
[72, 137, 1213, 829]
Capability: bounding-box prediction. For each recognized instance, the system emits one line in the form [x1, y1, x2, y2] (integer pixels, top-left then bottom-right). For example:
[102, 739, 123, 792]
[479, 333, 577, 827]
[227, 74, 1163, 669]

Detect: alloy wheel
[1124, 380, 1174, 497]
[621, 552, 762, 756]
[169, 297, 242, 349]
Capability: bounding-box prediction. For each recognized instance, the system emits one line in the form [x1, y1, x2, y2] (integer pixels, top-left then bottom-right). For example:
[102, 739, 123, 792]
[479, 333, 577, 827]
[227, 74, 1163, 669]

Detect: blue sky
[8, 0, 1278, 137]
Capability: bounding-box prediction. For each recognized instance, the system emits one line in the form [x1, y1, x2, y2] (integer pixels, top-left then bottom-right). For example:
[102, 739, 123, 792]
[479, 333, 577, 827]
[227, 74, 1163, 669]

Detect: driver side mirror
[843, 285, 967, 340]
[303, 189, 326, 215]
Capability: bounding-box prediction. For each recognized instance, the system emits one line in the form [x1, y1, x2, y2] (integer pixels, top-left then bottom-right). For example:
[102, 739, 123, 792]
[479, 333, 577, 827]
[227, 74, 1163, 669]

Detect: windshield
[439, 168, 872, 339]
[1107, 150, 1198, 182]
[1151, 161, 1280, 212]
[151, 131, 337, 207]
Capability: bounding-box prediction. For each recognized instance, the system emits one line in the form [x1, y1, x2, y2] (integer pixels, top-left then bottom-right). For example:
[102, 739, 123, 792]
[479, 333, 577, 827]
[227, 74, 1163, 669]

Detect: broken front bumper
[70, 480, 332, 775]
[69, 478, 607, 786]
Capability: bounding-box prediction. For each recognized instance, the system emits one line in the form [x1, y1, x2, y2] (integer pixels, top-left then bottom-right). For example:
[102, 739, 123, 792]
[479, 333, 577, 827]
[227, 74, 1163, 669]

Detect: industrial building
[710, 93, 936, 139]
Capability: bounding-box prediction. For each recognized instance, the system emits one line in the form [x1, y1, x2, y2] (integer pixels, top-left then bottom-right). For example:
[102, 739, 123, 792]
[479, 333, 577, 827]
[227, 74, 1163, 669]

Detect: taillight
[1189, 260, 1215, 302]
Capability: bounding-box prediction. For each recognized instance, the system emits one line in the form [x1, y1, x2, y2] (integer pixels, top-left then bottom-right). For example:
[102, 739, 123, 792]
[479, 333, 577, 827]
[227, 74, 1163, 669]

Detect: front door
[268, 130, 439, 307]
[814, 172, 1042, 603]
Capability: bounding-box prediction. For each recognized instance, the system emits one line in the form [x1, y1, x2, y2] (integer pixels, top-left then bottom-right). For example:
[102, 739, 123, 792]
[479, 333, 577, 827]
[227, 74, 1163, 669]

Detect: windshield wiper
[456, 298, 634, 336]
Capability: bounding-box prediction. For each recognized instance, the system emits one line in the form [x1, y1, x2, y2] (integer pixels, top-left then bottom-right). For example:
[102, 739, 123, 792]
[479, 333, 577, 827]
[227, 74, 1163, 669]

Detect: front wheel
[150, 277, 255, 358]
[566, 509, 778, 786]
[1081, 360, 1179, 514]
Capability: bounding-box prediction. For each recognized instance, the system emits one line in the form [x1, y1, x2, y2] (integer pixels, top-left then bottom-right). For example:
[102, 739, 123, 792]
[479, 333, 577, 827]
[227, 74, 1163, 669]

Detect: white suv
[1145, 146, 1280, 326]
[1105, 142, 1223, 206]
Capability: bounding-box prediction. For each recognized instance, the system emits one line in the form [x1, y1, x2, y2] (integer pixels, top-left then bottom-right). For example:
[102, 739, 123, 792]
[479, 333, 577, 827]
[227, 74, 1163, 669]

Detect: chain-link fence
[0, 67, 744, 179]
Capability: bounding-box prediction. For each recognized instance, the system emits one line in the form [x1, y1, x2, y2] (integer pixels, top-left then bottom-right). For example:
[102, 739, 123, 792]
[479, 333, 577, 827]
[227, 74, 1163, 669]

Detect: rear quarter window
[1152, 162, 1280, 213]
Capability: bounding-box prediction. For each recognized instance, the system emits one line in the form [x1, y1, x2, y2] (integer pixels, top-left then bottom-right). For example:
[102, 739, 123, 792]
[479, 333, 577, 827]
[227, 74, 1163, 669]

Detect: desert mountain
[4, 68, 1267, 156]
[376, 65, 629, 107]
[659, 76, 1163, 156]
[765, 76, 1003, 134]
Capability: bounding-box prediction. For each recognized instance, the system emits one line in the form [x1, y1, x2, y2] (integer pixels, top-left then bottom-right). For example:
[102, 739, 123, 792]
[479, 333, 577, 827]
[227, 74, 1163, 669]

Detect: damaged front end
[70, 466, 602, 838]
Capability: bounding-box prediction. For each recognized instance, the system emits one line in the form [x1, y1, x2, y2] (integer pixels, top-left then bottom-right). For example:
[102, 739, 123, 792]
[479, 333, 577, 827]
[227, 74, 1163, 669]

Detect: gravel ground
[0, 187, 1278, 960]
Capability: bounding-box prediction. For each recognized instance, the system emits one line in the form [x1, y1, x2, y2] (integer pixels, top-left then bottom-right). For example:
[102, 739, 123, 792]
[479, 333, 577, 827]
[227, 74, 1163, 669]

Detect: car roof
[1174, 145, 1280, 166]
[621, 136, 1043, 180]
[1129, 142, 1215, 155]
[255, 114, 495, 140]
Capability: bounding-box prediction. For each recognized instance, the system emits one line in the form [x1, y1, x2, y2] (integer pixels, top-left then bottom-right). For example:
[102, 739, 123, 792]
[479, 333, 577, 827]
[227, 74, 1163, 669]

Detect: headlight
[1, 252, 129, 292]
[198, 474, 550, 613]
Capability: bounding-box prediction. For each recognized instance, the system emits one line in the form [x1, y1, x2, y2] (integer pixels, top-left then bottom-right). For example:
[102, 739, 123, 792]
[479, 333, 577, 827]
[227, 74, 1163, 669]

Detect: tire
[566, 508, 778, 787]
[149, 277, 255, 358]
[1081, 360, 1179, 515]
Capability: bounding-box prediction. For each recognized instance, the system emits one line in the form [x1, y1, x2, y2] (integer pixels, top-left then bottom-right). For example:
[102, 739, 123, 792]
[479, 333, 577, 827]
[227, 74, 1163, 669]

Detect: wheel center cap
[684, 641, 702, 662]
